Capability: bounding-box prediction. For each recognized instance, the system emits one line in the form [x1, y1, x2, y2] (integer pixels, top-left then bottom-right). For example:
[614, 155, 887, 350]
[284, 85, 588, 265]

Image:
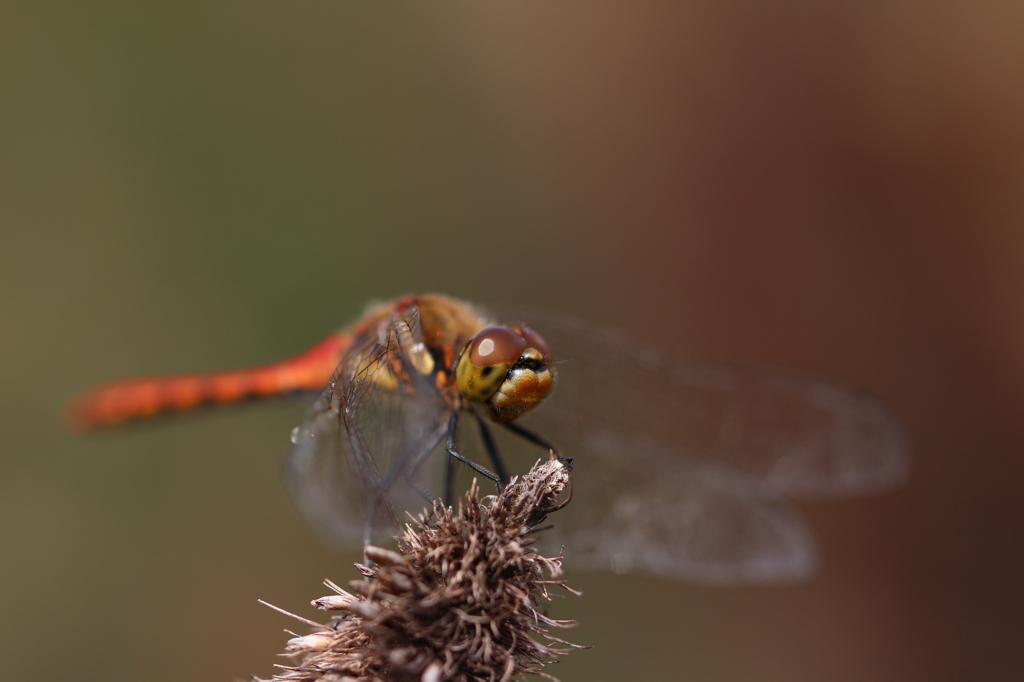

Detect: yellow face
[455, 326, 554, 422]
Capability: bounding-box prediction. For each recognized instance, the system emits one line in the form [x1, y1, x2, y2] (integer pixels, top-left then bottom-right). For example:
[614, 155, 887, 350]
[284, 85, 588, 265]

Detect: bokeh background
[3, 2, 1023, 680]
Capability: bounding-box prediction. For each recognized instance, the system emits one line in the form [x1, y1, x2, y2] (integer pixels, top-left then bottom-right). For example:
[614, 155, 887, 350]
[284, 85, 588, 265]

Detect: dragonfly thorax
[455, 326, 553, 423]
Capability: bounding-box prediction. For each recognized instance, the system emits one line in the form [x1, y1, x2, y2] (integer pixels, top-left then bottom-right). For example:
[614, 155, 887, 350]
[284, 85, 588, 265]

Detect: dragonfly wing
[284, 304, 450, 548]
[545, 436, 817, 583]
[284, 384, 366, 546]
[492, 308, 909, 582]
[508, 311, 910, 498]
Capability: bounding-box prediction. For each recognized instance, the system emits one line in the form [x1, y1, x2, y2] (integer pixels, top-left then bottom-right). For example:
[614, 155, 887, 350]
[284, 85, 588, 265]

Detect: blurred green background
[3, 2, 1023, 680]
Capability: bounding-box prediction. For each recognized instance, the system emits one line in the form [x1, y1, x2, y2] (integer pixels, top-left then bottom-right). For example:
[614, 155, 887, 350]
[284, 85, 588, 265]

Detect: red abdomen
[67, 333, 349, 431]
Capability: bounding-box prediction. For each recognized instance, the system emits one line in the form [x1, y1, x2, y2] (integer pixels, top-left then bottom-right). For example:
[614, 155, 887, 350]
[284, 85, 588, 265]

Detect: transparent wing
[512, 311, 911, 496]
[283, 305, 450, 548]
[496, 309, 910, 583]
[544, 436, 818, 583]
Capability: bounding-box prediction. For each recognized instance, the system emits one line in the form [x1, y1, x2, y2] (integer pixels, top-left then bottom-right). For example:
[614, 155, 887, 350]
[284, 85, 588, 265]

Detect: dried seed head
[259, 457, 581, 682]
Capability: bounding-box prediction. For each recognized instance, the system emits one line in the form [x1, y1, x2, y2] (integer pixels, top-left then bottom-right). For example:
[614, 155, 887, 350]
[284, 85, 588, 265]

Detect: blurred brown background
[2, 2, 1023, 680]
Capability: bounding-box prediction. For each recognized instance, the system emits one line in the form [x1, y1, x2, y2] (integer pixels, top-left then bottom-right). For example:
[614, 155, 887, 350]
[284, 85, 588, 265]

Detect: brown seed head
[258, 457, 581, 682]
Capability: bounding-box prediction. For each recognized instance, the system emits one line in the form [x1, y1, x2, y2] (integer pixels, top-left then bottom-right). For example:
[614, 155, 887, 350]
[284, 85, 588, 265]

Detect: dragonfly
[68, 293, 910, 584]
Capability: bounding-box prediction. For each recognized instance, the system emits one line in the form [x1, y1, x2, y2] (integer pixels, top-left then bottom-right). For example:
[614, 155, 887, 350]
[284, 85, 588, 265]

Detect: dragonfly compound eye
[456, 327, 525, 403]
[468, 327, 526, 366]
[456, 326, 554, 422]
[518, 326, 551, 361]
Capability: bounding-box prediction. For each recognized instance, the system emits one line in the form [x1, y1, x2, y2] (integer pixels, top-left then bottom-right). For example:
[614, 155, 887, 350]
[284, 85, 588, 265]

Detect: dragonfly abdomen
[67, 332, 349, 430]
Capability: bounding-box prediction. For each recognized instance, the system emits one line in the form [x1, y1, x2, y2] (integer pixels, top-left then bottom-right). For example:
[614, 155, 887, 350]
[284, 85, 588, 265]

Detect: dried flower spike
[258, 456, 583, 682]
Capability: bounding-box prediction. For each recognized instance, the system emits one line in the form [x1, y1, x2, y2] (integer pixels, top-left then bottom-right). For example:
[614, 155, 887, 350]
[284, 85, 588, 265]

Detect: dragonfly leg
[445, 410, 503, 490]
[444, 450, 456, 506]
[501, 421, 574, 469]
[472, 409, 510, 486]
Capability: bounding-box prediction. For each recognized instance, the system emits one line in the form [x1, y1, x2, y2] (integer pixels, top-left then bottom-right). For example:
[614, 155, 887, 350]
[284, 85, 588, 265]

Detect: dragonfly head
[456, 325, 553, 422]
